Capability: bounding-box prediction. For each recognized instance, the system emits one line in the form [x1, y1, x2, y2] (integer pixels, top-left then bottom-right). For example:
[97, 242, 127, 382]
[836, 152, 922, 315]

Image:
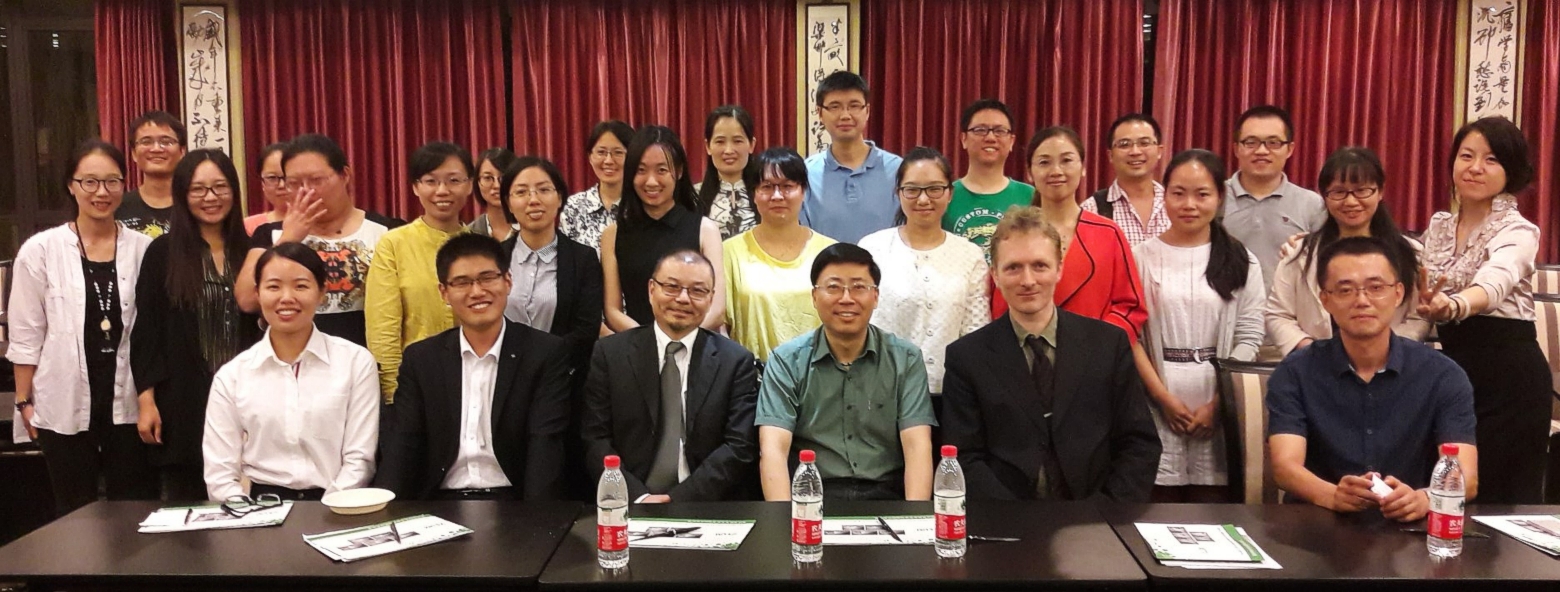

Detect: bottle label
[1427, 491, 1465, 539]
[934, 492, 966, 540]
[598, 524, 628, 551]
[792, 518, 822, 545]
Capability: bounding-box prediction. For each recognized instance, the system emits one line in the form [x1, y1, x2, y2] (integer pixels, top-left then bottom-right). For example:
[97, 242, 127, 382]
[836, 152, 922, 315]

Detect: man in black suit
[376, 234, 571, 500]
[582, 250, 760, 502]
[943, 206, 1161, 502]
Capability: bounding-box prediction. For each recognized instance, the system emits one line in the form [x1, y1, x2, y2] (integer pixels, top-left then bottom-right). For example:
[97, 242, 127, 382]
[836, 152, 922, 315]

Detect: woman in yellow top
[365, 142, 473, 400]
[723, 147, 836, 362]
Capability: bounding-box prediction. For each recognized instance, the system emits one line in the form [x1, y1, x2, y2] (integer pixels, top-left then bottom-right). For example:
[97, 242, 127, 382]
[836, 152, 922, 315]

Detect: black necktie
[646, 341, 686, 493]
[1025, 335, 1055, 415]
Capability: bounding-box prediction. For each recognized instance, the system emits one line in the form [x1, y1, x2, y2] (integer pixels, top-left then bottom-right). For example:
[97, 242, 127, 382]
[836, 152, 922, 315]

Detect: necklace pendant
[100, 317, 112, 332]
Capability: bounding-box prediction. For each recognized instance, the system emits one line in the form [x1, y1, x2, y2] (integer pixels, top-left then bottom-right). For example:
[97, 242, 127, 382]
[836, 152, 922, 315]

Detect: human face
[589, 132, 628, 186]
[439, 255, 511, 331]
[1234, 116, 1292, 179]
[477, 159, 504, 208]
[70, 153, 126, 222]
[259, 150, 290, 210]
[1164, 161, 1222, 236]
[507, 166, 562, 235]
[991, 232, 1061, 318]
[131, 123, 185, 177]
[1107, 121, 1162, 182]
[897, 160, 952, 229]
[1323, 179, 1381, 233]
[1452, 131, 1509, 203]
[817, 90, 869, 143]
[706, 117, 753, 179]
[412, 156, 472, 225]
[649, 257, 714, 337]
[754, 169, 804, 225]
[961, 109, 1015, 167]
[1027, 135, 1085, 204]
[186, 161, 234, 227]
[811, 263, 878, 339]
[634, 145, 679, 214]
[257, 257, 322, 334]
[284, 152, 353, 216]
[1319, 253, 1403, 341]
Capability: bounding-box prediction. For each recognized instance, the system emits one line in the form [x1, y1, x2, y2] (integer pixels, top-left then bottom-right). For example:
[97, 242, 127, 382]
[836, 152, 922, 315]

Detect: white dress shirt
[203, 327, 380, 500]
[652, 323, 697, 485]
[6, 223, 151, 441]
[857, 228, 990, 392]
[440, 324, 513, 490]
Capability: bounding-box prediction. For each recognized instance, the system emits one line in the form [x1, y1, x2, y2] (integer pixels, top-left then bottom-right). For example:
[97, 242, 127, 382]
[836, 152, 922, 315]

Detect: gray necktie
[646, 341, 686, 493]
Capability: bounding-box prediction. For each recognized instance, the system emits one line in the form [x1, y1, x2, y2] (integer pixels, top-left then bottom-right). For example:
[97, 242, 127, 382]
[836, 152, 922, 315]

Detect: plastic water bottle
[1427, 443, 1465, 559]
[934, 445, 967, 558]
[791, 449, 824, 563]
[597, 455, 629, 569]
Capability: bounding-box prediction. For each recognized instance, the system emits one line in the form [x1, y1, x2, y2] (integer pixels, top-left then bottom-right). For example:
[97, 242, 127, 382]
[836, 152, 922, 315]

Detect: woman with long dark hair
[695, 105, 760, 239]
[469, 147, 518, 240]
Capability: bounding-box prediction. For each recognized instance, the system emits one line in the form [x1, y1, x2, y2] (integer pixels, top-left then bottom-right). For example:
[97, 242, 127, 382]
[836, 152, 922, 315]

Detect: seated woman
[204, 243, 380, 501]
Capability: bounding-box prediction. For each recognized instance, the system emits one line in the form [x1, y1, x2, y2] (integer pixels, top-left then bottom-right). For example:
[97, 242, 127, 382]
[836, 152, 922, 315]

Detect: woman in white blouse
[1417, 116, 1548, 504]
[203, 242, 379, 501]
[8, 139, 156, 515]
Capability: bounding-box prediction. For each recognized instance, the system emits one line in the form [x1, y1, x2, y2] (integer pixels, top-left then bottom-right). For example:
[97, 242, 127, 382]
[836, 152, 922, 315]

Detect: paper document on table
[138, 502, 293, 533]
[303, 514, 472, 562]
[1136, 523, 1280, 569]
[626, 517, 756, 551]
[822, 515, 934, 546]
[1473, 515, 1560, 556]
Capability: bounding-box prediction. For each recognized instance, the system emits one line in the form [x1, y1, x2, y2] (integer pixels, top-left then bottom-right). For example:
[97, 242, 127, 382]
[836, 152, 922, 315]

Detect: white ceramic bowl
[321, 487, 395, 515]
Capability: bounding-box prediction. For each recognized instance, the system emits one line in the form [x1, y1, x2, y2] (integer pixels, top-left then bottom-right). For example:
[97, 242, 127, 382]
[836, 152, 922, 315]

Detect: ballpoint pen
[183, 508, 194, 525]
[968, 535, 1021, 543]
[1399, 527, 1488, 539]
[875, 516, 903, 543]
[389, 520, 402, 544]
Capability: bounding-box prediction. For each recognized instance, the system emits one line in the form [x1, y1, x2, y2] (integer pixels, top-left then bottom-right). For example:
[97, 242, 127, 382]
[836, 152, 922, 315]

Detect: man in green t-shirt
[943, 99, 1034, 251]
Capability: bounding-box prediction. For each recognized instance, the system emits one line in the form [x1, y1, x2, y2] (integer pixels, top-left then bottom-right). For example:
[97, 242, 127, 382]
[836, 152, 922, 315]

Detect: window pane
[29, 28, 96, 216]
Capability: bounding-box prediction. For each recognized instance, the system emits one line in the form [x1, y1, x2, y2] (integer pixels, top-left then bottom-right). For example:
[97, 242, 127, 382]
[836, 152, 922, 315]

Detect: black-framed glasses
[444, 271, 507, 290]
[1237, 137, 1291, 151]
[259, 174, 287, 189]
[73, 177, 126, 193]
[650, 277, 713, 301]
[188, 183, 233, 199]
[965, 126, 1013, 139]
[898, 185, 950, 200]
[820, 103, 867, 115]
[1322, 282, 1400, 301]
[1324, 186, 1379, 201]
[221, 494, 282, 517]
[1111, 138, 1160, 150]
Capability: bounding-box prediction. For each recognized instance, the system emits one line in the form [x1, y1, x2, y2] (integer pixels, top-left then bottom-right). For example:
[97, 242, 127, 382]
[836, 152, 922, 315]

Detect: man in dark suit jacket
[376, 234, 571, 500]
[582, 250, 760, 502]
[943, 206, 1160, 502]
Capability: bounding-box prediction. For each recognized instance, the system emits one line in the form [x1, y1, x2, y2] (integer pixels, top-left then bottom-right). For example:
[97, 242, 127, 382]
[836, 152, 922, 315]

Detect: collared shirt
[1223, 172, 1326, 288]
[1266, 335, 1477, 491]
[1081, 180, 1169, 246]
[859, 228, 989, 392]
[1420, 194, 1539, 321]
[801, 141, 904, 244]
[505, 234, 560, 332]
[560, 185, 619, 254]
[755, 325, 937, 482]
[365, 217, 461, 400]
[1010, 310, 1059, 370]
[203, 327, 380, 500]
[442, 324, 512, 490]
[652, 322, 699, 483]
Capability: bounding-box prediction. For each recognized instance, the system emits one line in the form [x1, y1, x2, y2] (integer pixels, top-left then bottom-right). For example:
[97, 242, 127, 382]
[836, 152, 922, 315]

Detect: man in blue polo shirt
[1267, 237, 1478, 521]
[800, 71, 903, 244]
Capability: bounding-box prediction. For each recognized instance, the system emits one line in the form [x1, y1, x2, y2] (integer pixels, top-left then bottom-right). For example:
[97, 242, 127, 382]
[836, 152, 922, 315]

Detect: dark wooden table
[538, 500, 1146, 590]
[1105, 503, 1560, 591]
[0, 499, 580, 591]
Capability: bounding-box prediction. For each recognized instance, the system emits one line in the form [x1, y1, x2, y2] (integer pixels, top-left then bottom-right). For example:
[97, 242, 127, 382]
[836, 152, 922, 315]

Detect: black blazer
[131, 236, 260, 467]
[375, 320, 572, 500]
[581, 326, 760, 501]
[942, 311, 1161, 502]
[501, 233, 602, 392]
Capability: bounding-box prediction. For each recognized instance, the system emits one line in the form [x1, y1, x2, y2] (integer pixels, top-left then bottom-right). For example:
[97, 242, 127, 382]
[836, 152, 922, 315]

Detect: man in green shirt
[756, 244, 936, 501]
[944, 99, 1034, 250]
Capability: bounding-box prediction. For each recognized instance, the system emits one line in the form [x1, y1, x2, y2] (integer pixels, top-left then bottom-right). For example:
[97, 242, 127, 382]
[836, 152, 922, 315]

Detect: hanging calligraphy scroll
[1461, 0, 1525, 123]
[180, 5, 232, 153]
[797, 1, 859, 157]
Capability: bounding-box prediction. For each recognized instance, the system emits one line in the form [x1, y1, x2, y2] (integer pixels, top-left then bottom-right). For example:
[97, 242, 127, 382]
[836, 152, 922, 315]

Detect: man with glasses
[757, 243, 936, 501]
[945, 99, 1033, 252]
[376, 234, 572, 501]
[582, 250, 761, 502]
[117, 111, 187, 238]
[1083, 113, 1169, 246]
[1267, 237, 1478, 520]
[801, 71, 904, 244]
[1224, 105, 1326, 288]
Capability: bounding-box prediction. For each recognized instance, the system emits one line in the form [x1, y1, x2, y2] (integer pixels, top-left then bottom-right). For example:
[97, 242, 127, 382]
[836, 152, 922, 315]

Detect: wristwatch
[14, 399, 33, 412]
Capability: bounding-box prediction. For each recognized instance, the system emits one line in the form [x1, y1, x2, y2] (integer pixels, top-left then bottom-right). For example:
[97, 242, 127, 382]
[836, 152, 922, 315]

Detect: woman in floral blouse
[695, 105, 759, 239]
[560, 120, 635, 253]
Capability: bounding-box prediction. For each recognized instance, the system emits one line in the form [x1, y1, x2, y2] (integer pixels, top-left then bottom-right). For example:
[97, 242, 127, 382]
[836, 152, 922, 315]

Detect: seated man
[582, 250, 760, 502]
[375, 234, 572, 500]
[1267, 236, 1478, 521]
[757, 244, 936, 501]
[943, 206, 1161, 501]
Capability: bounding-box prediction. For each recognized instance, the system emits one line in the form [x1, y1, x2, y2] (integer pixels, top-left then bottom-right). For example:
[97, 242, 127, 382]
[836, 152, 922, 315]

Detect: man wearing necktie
[582, 250, 761, 502]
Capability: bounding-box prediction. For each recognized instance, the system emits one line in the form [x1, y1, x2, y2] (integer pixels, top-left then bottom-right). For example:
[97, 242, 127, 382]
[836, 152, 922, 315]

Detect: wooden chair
[1213, 358, 1282, 504]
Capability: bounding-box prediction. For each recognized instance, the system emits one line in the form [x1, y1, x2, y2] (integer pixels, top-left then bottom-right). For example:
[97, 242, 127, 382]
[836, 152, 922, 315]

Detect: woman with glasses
[1266, 147, 1427, 357]
[8, 139, 157, 515]
[561, 120, 635, 253]
[132, 149, 261, 501]
[366, 142, 476, 401]
[696, 105, 760, 239]
[204, 243, 379, 501]
[468, 147, 518, 241]
[723, 147, 836, 362]
[243, 142, 290, 235]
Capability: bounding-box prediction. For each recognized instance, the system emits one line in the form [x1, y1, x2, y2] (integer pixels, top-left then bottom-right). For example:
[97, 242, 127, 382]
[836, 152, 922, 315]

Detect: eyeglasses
[813, 283, 878, 298]
[260, 174, 287, 189]
[898, 184, 950, 200]
[478, 174, 501, 187]
[134, 137, 181, 149]
[756, 181, 802, 196]
[283, 174, 336, 190]
[509, 186, 558, 200]
[650, 278, 713, 301]
[416, 176, 470, 190]
[1324, 186, 1379, 201]
[73, 177, 126, 193]
[965, 126, 1013, 139]
[1111, 138, 1160, 150]
[188, 183, 233, 199]
[591, 148, 628, 161]
[221, 494, 282, 517]
[1323, 282, 1400, 301]
[821, 103, 867, 115]
[444, 271, 506, 290]
[1237, 137, 1291, 151]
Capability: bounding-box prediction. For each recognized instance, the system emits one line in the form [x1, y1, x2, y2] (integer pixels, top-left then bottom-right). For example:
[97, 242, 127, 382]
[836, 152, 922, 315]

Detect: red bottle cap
[604, 455, 621, 469]
[799, 450, 816, 463]
[942, 445, 958, 457]
[1440, 444, 1459, 456]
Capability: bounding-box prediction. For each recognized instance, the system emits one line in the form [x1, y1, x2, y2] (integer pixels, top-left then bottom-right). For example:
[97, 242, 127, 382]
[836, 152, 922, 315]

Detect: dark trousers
[822, 477, 905, 502]
[249, 482, 326, 501]
[1440, 317, 1552, 504]
[432, 487, 517, 501]
[161, 464, 209, 502]
[34, 423, 157, 517]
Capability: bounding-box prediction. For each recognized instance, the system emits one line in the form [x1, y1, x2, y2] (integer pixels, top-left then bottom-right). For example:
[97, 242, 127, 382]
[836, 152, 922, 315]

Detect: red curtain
[509, 0, 798, 194]
[862, 0, 1144, 188]
[240, 0, 508, 220]
[1153, 0, 1457, 234]
[94, 0, 178, 186]
[1523, 0, 1560, 263]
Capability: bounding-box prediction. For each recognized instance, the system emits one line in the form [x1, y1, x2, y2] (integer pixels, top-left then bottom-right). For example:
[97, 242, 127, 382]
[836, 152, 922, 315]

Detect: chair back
[1214, 357, 1281, 504]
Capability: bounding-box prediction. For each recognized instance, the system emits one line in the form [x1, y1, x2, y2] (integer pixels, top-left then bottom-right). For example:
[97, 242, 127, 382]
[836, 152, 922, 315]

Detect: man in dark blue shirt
[1267, 237, 1477, 522]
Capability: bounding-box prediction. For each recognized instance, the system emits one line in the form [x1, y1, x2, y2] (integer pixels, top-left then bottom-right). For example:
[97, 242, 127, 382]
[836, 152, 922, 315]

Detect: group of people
[7, 71, 1549, 524]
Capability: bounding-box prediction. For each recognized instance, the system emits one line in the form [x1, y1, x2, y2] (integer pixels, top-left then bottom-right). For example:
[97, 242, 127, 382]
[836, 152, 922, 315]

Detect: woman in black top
[132, 149, 261, 500]
[600, 125, 726, 332]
